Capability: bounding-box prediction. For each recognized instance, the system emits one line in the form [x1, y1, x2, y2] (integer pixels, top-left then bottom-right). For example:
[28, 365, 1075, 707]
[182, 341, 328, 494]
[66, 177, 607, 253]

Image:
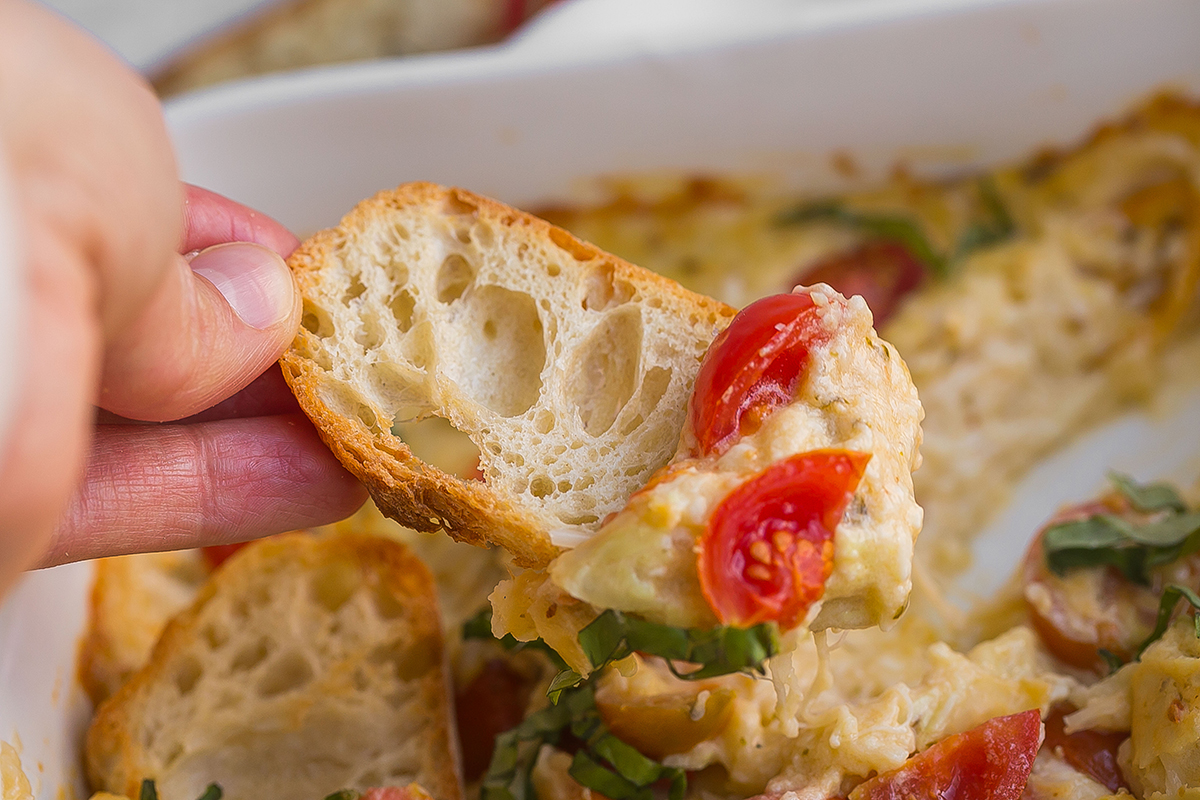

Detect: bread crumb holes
[257, 652, 314, 697]
[437, 254, 474, 303]
[173, 655, 202, 695]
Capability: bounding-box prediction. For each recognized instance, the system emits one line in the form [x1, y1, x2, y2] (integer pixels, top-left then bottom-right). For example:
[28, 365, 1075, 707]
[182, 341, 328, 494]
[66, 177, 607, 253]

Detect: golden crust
[281, 182, 734, 569]
[85, 533, 463, 800]
[78, 551, 209, 706]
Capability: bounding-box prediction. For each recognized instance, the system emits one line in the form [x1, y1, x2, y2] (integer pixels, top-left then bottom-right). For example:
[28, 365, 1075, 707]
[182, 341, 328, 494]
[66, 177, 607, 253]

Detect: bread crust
[85, 533, 463, 800]
[281, 183, 734, 568]
[79, 551, 210, 706]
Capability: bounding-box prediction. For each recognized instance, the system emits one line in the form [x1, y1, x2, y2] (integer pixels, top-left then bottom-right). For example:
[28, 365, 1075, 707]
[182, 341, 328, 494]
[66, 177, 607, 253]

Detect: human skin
[0, 1, 367, 597]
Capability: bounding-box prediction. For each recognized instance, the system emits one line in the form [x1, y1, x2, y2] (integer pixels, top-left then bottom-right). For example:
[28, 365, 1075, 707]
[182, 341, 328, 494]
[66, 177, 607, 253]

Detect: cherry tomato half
[848, 709, 1042, 800]
[1042, 705, 1128, 793]
[792, 240, 925, 328]
[698, 450, 870, 629]
[689, 292, 831, 458]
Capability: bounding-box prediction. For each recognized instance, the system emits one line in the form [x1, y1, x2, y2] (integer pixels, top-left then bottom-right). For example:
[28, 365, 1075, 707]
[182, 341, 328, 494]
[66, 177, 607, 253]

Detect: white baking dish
[4, 0, 1200, 797]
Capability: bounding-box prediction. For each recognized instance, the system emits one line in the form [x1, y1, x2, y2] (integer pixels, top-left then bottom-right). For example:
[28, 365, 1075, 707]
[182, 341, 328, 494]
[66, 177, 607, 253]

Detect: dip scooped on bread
[549, 286, 922, 634]
[280, 183, 923, 673]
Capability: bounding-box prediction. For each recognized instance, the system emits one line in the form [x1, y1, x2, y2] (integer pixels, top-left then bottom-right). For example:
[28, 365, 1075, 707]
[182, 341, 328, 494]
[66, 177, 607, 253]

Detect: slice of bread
[85, 533, 463, 800]
[281, 183, 735, 568]
[79, 550, 211, 706]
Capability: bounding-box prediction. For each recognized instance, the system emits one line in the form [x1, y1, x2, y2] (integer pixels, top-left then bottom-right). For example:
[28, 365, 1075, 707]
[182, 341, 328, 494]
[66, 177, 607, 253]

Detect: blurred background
[44, 0, 561, 97]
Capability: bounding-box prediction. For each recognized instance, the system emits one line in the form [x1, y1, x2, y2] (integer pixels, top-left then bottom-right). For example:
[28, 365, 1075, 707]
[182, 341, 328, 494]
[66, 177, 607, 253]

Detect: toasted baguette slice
[79, 550, 210, 705]
[85, 533, 463, 800]
[281, 183, 735, 567]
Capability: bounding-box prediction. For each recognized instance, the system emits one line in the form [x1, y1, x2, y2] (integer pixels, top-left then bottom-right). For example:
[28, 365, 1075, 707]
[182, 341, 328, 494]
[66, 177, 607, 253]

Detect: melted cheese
[650, 625, 1074, 799]
[1124, 619, 1200, 797]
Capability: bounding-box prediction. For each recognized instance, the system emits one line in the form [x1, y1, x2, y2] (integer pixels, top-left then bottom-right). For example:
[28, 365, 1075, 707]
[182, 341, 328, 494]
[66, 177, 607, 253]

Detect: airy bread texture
[281, 183, 735, 568]
[85, 533, 462, 800]
[79, 550, 210, 705]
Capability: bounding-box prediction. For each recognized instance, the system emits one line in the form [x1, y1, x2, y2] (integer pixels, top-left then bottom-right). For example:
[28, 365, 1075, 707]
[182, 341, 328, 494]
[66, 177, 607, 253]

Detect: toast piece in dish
[79, 550, 210, 705]
[85, 533, 463, 800]
[281, 182, 735, 568]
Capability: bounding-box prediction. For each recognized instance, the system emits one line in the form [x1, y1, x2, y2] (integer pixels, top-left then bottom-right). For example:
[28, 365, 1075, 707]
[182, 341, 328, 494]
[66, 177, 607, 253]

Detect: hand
[0, 2, 366, 596]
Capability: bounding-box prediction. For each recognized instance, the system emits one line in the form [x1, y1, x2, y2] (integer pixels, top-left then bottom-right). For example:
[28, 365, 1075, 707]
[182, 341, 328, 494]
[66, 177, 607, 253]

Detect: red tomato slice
[792, 240, 925, 328]
[1041, 705, 1128, 792]
[690, 292, 832, 458]
[849, 709, 1042, 800]
[698, 450, 869, 629]
[201, 543, 249, 569]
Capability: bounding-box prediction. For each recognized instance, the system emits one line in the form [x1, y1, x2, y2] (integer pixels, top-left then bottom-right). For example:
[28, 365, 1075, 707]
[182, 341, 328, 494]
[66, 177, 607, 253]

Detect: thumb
[99, 242, 300, 421]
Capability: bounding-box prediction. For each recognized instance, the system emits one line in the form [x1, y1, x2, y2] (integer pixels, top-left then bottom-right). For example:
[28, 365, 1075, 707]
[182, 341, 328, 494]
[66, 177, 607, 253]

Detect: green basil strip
[481, 685, 583, 800]
[1135, 585, 1200, 659]
[775, 202, 948, 279]
[546, 669, 583, 705]
[1042, 516, 1151, 583]
[1042, 516, 1131, 550]
[323, 791, 361, 800]
[194, 786, 223, 800]
[1129, 512, 1200, 549]
[566, 690, 687, 800]
[586, 734, 665, 787]
[674, 623, 780, 680]
[1108, 471, 1187, 514]
[568, 751, 650, 800]
[578, 608, 632, 666]
[139, 780, 159, 800]
[577, 610, 779, 681]
[621, 616, 692, 663]
[484, 680, 691, 800]
[953, 178, 1016, 260]
[462, 607, 496, 640]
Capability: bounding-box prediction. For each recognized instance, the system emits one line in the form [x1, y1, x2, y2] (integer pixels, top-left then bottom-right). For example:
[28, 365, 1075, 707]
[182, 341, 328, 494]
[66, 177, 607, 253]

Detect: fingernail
[190, 242, 294, 330]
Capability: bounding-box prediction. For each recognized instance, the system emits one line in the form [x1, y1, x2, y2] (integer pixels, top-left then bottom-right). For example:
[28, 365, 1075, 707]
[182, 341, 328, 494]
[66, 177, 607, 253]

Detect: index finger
[182, 185, 300, 257]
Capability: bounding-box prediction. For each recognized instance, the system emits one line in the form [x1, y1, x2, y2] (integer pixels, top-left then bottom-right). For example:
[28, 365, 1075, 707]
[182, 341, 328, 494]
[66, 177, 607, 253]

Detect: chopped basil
[466, 607, 778, 703]
[1108, 471, 1187, 514]
[578, 609, 779, 681]
[482, 683, 685, 800]
[1041, 474, 1200, 660]
[548, 610, 778, 701]
[1041, 474, 1200, 585]
[138, 780, 222, 800]
[778, 182, 1018, 280]
[324, 792, 362, 800]
[476, 606, 777, 800]
[952, 178, 1016, 260]
[776, 202, 948, 278]
[1042, 514, 1154, 584]
[480, 685, 583, 800]
[1134, 585, 1200, 660]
